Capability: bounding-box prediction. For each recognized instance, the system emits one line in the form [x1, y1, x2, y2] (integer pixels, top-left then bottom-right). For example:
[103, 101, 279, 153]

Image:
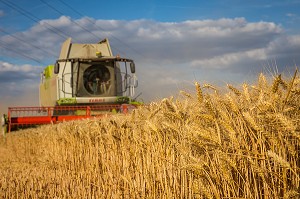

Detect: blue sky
[0, 0, 300, 113]
[2, 0, 300, 27]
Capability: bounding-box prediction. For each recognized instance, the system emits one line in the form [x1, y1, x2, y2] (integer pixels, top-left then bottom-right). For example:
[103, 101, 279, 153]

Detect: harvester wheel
[1, 114, 7, 136]
[1, 125, 7, 136]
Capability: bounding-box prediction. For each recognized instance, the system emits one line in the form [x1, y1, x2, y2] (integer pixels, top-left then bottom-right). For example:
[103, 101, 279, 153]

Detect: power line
[0, 0, 69, 40]
[39, 0, 100, 41]
[0, 40, 47, 65]
[56, 0, 83, 18]
[56, 0, 145, 58]
[39, 0, 126, 55]
[0, 0, 72, 64]
[1, 0, 147, 64]
[0, 28, 58, 58]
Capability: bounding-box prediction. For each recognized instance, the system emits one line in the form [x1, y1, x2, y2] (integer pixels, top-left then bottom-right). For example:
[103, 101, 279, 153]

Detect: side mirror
[130, 62, 136, 74]
[54, 62, 60, 74]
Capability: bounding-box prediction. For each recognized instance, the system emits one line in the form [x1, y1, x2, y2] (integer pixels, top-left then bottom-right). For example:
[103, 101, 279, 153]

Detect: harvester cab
[40, 38, 138, 106]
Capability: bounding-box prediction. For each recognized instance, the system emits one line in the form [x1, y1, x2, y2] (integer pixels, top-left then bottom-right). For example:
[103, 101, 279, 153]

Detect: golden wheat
[0, 70, 299, 198]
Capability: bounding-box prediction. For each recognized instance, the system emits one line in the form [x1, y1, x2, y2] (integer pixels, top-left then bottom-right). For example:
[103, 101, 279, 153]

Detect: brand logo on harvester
[89, 98, 105, 103]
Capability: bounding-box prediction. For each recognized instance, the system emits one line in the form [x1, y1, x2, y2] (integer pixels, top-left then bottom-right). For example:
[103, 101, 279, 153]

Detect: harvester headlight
[96, 51, 102, 57]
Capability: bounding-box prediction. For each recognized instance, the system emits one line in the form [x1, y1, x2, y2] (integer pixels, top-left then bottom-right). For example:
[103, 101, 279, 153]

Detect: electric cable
[56, 0, 145, 58]
[39, 0, 125, 55]
[40, 0, 100, 41]
[0, 0, 69, 40]
[0, 40, 47, 65]
[0, 28, 58, 58]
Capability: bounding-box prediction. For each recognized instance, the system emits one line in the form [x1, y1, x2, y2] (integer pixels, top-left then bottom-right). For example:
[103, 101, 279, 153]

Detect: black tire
[2, 125, 7, 136]
[1, 114, 7, 135]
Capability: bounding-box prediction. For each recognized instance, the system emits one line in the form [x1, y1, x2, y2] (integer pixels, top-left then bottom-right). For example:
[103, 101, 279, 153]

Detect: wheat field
[0, 71, 299, 198]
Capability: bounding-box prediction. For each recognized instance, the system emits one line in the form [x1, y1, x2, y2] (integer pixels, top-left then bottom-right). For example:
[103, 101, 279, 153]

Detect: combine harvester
[2, 38, 139, 133]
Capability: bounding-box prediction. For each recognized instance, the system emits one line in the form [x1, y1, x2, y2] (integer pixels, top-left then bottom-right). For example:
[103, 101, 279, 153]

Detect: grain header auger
[2, 38, 140, 133]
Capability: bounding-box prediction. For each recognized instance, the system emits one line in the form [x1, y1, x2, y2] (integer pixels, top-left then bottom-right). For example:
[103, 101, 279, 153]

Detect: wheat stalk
[195, 82, 203, 103]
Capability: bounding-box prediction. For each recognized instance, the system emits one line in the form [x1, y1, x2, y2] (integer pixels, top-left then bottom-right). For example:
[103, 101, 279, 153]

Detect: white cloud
[0, 62, 41, 114]
[0, 62, 41, 99]
[0, 61, 40, 72]
[0, 16, 300, 107]
[0, 17, 284, 63]
[191, 48, 267, 69]
[286, 13, 296, 17]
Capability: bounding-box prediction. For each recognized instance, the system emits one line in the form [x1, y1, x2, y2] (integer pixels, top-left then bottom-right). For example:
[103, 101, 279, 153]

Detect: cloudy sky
[1, 0, 300, 113]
